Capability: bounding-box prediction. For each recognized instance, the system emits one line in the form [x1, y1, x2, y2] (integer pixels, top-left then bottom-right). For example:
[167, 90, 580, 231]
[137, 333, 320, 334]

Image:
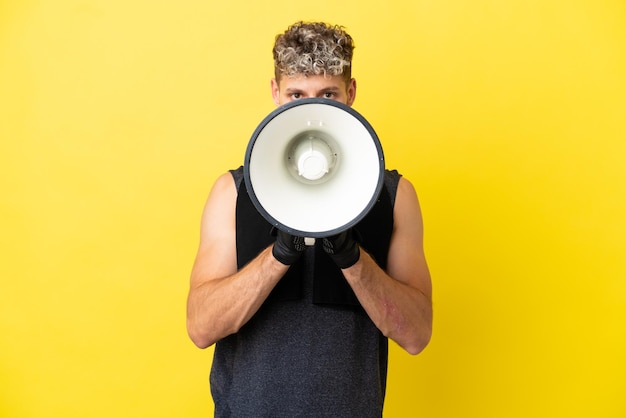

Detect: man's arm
[341, 177, 433, 355]
[186, 172, 289, 349]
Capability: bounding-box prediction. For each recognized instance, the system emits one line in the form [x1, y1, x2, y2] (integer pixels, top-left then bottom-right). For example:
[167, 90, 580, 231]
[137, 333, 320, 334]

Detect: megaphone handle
[304, 237, 316, 246]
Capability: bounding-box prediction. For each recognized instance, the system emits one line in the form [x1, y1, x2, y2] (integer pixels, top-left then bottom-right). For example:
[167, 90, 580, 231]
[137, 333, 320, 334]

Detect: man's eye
[291, 93, 302, 99]
[323, 92, 335, 99]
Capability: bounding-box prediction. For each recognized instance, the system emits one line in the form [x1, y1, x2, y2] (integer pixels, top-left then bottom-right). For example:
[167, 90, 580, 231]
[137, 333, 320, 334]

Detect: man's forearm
[187, 246, 289, 348]
[342, 251, 433, 355]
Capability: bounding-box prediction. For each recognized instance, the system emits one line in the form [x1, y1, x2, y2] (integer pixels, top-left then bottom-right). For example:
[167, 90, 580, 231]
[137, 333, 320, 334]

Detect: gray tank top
[209, 169, 401, 417]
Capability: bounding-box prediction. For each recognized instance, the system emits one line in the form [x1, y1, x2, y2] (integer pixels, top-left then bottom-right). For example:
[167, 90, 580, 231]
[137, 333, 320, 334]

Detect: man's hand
[322, 229, 360, 269]
[272, 229, 306, 265]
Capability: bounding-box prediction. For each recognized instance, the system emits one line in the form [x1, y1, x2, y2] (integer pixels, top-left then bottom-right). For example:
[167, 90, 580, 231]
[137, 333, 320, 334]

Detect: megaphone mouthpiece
[289, 131, 337, 182]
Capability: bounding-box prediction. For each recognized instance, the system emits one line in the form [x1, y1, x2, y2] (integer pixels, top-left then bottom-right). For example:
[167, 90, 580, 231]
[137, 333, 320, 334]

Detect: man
[187, 21, 432, 417]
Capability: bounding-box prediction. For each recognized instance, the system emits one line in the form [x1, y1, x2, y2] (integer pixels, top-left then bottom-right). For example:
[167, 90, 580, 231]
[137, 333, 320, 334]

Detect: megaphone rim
[243, 98, 385, 238]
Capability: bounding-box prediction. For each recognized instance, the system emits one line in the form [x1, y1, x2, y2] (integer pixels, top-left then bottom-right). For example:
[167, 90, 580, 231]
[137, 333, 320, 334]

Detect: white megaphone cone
[244, 98, 385, 239]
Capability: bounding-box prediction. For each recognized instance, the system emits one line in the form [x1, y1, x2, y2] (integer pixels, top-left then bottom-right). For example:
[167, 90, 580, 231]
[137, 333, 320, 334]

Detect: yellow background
[1, 0, 625, 416]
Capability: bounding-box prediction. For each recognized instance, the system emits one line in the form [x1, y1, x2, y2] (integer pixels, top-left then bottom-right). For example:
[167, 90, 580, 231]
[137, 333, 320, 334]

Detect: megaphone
[244, 98, 384, 239]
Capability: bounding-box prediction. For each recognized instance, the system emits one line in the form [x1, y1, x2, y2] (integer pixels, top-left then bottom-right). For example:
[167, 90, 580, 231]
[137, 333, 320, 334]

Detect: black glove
[322, 229, 360, 269]
[272, 228, 306, 265]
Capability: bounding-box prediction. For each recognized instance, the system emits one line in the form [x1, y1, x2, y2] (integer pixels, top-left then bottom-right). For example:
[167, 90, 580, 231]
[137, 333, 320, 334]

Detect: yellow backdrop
[1, 0, 625, 416]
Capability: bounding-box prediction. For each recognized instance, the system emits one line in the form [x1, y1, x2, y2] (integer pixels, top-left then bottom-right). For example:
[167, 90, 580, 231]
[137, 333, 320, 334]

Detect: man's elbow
[402, 327, 432, 356]
[187, 322, 216, 349]
[190, 336, 213, 350]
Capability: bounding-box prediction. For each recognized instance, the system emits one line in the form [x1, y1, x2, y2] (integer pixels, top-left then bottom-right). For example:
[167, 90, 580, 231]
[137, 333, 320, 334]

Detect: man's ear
[346, 78, 357, 106]
[270, 78, 280, 105]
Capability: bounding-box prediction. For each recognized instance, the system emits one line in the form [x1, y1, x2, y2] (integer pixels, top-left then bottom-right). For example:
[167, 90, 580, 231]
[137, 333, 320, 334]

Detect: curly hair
[273, 21, 355, 82]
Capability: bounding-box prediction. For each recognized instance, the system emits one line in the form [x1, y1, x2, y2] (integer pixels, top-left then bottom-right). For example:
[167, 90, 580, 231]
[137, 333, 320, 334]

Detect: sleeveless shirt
[210, 167, 401, 418]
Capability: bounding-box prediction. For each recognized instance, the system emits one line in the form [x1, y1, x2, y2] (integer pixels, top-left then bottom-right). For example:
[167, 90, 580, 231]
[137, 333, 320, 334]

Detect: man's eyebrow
[283, 86, 341, 93]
